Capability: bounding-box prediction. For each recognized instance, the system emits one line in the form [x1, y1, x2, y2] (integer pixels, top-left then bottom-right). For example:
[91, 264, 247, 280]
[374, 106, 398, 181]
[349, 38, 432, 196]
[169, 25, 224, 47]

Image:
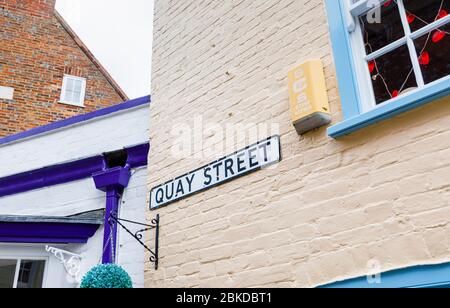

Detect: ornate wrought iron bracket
[109, 213, 160, 270]
[45, 246, 82, 279]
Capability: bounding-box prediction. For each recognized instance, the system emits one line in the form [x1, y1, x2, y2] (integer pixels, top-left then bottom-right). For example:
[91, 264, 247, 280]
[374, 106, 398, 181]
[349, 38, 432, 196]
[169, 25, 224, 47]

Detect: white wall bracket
[45, 246, 82, 279]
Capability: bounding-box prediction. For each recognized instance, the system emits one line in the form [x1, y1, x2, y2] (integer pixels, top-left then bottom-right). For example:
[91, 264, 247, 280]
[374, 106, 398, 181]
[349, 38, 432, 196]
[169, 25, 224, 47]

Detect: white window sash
[60, 75, 86, 107]
[347, 0, 450, 111]
[12, 259, 20, 289]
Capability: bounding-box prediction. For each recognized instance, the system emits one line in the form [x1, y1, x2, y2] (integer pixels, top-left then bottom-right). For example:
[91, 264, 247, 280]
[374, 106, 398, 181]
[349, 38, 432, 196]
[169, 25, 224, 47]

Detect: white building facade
[0, 96, 150, 288]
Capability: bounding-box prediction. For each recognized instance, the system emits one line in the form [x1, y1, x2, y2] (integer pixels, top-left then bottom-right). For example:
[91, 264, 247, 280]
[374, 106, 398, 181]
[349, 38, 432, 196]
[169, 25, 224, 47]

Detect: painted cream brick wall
[147, 0, 450, 287]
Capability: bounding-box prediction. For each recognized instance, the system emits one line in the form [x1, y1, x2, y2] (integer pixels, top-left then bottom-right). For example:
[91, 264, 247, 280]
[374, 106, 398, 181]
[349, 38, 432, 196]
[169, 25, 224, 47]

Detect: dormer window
[60, 75, 86, 107]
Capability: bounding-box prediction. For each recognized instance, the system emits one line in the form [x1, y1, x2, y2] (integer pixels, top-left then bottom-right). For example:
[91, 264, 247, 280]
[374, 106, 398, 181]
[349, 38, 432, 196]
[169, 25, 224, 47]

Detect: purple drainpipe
[92, 166, 131, 264]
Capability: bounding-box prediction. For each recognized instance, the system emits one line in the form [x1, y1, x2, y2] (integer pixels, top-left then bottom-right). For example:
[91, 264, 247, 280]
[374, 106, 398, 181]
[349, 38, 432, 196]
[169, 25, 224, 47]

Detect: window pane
[72, 80, 82, 104]
[16, 260, 45, 289]
[368, 44, 418, 104]
[359, 0, 405, 54]
[404, 0, 449, 33]
[414, 23, 450, 84]
[72, 90, 81, 104]
[73, 79, 82, 93]
[0, 260, 17, 288]
[66, 78, 75, 91]
[64, 89, 74, 103]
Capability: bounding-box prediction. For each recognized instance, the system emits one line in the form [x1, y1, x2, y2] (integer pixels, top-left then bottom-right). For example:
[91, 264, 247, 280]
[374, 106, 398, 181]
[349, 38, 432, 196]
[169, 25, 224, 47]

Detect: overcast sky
[55, 0, 154, 99]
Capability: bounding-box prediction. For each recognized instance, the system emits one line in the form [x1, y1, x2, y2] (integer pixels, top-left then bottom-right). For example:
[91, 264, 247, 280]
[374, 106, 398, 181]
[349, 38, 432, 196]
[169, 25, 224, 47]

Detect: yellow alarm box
[288, 60, 331, 135]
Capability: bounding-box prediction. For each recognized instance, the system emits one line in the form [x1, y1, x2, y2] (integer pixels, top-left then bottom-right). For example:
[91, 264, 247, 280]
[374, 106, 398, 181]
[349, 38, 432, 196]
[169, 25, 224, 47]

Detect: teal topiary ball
[80, 264, 133, 288]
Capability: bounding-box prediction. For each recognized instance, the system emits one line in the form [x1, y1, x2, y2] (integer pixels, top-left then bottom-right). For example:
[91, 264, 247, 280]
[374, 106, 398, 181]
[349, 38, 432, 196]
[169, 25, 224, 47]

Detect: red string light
[418, 51, 430, 65]
[365, 0, 448, 100]
[368, 61, 376, 73]
[384, 0, 393, 8]
[437, 9, 448, 20]
[432, 30, 446, 43]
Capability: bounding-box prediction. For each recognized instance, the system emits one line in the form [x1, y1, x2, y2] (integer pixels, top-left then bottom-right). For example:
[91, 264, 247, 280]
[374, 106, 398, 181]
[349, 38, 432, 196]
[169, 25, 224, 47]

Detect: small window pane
[73, 79, 82, 93]
[16, 260, 45, 289]
[359, 1, 405, 54]
[72, 90, 82, 104]
[368, 44, 418, 104]
[62, 76, 85, 106]
[66, 78, 75, 91]
[72, 80, 82, 103]
[64, 89, 74, 103]
[414, 23, 450, 84]
[0, 260, 17, 288]
[404, 0, 449, 33]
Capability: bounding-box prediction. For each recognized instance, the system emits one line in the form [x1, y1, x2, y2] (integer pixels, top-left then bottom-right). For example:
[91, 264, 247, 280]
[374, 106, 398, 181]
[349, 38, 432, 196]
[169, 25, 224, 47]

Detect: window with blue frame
[325, 0, 450, 138]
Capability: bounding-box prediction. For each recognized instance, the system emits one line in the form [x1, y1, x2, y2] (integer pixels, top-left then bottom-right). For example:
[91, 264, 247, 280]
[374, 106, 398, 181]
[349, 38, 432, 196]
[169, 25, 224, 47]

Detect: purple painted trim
[126, 143, 150, 168]
[0, 156, 106, 198]
[0, 222, 100, 244]
[102, 188, 122, 264]
[0, 95, 150, 147]
[92, 167, 131, 192]
[93, 167, 132, 264]
[0, 142, 149, 198]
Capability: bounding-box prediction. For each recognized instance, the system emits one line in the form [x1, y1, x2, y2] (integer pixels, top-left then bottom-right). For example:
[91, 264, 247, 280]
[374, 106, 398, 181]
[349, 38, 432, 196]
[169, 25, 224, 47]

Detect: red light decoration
[365, 1, 446, 103]
[368, 61, 376, 73]
[432, 30, 446, 43]
[419, 52, 430, 65]
[437, 9, 448, 20]
[407, 13, 415, 24]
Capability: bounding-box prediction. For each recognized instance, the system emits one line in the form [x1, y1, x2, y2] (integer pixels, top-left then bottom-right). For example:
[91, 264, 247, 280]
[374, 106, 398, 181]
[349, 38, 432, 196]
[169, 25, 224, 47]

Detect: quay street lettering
[150, 136, 281, 209]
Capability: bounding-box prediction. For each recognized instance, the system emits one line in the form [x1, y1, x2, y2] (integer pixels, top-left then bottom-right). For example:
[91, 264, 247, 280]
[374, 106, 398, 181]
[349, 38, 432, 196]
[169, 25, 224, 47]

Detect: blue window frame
[321, 262, 450, 288]
[325, 0, 450, 138]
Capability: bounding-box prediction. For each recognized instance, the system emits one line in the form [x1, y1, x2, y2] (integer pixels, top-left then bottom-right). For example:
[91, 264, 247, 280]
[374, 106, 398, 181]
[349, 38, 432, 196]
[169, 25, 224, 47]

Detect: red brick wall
[0, 0, 125, 137]
[0, 0, 56, 18]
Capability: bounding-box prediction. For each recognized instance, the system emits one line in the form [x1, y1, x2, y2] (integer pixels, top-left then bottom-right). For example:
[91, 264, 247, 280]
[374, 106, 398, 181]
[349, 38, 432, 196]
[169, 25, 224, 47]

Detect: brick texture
[147, 0, 450, 287]
[0, 0, 125, 137]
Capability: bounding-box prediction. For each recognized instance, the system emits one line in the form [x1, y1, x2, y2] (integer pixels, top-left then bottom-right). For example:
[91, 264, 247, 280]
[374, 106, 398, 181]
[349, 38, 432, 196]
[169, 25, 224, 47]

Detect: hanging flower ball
[80, 264, 133, 288]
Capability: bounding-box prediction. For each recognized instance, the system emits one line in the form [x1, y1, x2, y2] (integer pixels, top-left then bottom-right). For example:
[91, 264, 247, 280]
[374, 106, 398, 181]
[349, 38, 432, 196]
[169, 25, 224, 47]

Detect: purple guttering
[0, 143, 149, 247]
[0, 222, 100, 244]
[91, 145, 150, 264]
[0, 143, 149, 198]
[0, 156, 106, 198]
[126, 143, 150, 168]
[93, 167, 131, 264]
[0, 97, 151, 248]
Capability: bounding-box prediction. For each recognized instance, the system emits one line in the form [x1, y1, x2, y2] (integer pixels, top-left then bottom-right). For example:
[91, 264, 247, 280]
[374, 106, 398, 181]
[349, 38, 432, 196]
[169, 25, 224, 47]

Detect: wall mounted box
[288, 60, 331, 135]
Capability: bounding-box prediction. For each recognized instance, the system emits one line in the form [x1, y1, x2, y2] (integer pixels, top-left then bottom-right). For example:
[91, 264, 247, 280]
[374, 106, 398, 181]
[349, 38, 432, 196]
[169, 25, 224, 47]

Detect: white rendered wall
[115, 167, 148, 288]
[0, 167, 147, 288]
[0, 178, 104, 216]
[0, 104, 149, 178]
[0, 104, 150, 288]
